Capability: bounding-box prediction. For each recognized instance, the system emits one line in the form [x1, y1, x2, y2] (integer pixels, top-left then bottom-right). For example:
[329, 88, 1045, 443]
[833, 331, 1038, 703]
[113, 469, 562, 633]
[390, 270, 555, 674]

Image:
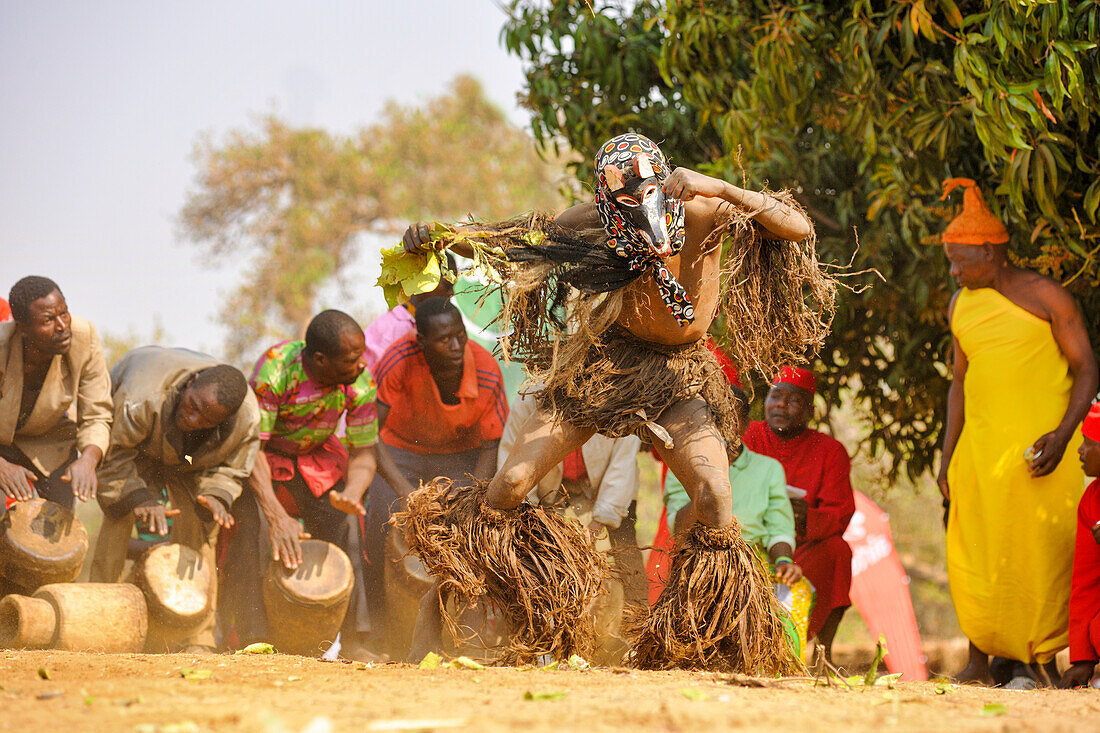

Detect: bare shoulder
[1008, 268, 1078, 320]
[554, 202, 600, 230]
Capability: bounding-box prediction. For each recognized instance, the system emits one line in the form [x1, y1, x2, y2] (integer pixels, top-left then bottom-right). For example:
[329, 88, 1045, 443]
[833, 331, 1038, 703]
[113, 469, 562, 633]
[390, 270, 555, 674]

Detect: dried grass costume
[396, 133, 836, 671]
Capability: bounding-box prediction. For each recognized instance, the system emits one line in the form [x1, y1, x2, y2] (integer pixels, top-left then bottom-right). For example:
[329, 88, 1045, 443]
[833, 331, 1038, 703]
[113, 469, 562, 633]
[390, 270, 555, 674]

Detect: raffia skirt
[533, 325, 744, 449]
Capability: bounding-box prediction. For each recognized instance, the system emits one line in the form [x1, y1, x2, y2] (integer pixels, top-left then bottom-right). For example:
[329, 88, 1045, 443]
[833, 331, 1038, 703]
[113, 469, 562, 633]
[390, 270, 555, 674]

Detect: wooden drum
[382, 526, 433, 658]
[127, 543, 213, 651]
[0, 498, 87, 592]
[262, 539, 352, 657]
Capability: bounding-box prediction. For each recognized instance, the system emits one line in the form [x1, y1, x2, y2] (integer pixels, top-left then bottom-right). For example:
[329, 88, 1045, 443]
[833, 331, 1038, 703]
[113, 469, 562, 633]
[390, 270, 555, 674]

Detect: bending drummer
[220, 310, 392, 661]
[89, 346, 259, 652]
[0, 276, 112, 511]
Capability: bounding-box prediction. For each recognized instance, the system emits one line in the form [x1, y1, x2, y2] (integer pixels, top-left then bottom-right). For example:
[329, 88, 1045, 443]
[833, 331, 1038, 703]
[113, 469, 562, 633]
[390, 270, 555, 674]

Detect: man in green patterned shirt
[220, 310, 390, 660]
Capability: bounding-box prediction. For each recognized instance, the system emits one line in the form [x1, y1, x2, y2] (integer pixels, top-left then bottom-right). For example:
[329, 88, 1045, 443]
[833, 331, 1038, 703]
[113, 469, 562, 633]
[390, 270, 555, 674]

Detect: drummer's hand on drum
[197, 495, 234, 529]
[270, 513, 310, 570]
[0, 457, 37, 501]
[134, 502, 181, 536]
[329, 488, 366, 516]
[61, 452, 99, 502]
[401, 221, 435, 254]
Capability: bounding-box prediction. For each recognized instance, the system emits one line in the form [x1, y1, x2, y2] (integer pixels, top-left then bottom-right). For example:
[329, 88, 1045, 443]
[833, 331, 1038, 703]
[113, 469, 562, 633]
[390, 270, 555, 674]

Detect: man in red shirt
[356, 296, 508, 657]
[743, 366, 855, 664]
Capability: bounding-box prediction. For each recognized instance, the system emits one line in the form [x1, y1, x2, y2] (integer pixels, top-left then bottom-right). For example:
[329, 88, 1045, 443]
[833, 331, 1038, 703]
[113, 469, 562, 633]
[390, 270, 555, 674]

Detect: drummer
[0, 276, 112, 511]
[220, 310, 394, 662]
[360, 297, 508, 657]
[89, 346, 260, 653]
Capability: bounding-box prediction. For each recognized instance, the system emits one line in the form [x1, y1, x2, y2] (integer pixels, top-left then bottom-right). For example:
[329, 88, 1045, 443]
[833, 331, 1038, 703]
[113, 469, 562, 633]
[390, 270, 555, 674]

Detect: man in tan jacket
[90, 346, 260, 651]
[0, 276, 111, 510]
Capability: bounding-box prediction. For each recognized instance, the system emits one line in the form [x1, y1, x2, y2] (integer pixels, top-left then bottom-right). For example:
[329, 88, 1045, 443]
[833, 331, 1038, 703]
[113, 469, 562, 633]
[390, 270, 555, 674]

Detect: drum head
[0, 499, 87, 583]
[268, 539, 352, 605]
[138, 543, 212, 621]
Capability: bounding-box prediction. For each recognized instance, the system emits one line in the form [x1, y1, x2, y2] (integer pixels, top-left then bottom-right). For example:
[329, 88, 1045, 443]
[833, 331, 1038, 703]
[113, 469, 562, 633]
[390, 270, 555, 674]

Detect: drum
[127, 543, 212, 651]
[0, 499, 87, 591]
[382, 525, 434, 659]
[0, 582, 147, 653]
[262, 539, 352, 656]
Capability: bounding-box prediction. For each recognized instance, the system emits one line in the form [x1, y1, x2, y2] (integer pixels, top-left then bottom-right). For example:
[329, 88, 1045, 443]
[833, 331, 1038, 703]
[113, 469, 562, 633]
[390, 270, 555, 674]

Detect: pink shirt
[363, 305, 415, 373]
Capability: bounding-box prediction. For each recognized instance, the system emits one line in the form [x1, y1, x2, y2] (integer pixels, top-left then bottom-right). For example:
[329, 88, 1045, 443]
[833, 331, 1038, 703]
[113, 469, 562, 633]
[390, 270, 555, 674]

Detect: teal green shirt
[664, 447, 795, 550]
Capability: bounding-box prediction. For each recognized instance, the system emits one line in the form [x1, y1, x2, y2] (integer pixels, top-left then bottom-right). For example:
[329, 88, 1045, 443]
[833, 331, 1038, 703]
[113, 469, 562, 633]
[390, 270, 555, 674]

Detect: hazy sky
[1, 0, 530, 355]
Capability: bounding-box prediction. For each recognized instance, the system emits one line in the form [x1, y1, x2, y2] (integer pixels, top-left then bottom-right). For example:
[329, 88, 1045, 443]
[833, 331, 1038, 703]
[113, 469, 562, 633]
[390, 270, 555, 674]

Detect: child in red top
[1062, 402, 1100, 688]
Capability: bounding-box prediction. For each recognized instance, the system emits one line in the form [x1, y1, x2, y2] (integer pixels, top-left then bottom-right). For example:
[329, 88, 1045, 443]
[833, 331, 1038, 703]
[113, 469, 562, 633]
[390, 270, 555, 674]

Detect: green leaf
[418, 652, 443, 670]
[235, 642, 275, 655]
[863, 635, 889, 686]
[37, 668, 51, 680]
[177, 668, 212, 680]
[680, 688, 709, 701]
[523, 690, 567, 701]
[980, 703, 1007, 717]
[449, 656, 486, 670]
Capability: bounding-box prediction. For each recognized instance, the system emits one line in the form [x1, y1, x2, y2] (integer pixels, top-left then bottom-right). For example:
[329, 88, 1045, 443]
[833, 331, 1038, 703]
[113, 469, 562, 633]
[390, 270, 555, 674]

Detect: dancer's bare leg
[410, 408, 594, 659]
[652, 397, 733, 528]
[486, 408, 595, 509]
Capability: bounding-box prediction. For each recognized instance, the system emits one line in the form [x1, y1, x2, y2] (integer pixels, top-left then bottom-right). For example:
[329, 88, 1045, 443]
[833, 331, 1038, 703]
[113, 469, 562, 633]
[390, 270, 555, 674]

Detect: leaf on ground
[177, 668, 212, 680]
[934, 680, 957, 695]
[37, 668, 50, 680]
[523, 690, 567, 701]
[875, 673, 903, 689]
[287, 675, 303, 682]
[83, 696, 95, 706]
[448, 656, 485, 670]
[565, 654, 590, 670]
[235, 642, 275, 655]
[980, 703, 1007, 717]
[863, 635, 889, 686]
[418, 652, 443, 669]
[679, 688, 709, 702]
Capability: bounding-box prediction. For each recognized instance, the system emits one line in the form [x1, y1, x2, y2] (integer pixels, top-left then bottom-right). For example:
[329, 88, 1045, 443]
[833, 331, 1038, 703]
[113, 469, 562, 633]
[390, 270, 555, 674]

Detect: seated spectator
[90, 346, 259, 652]
[1, 276, 111, 511]
[664, 385, 815, 655]
[359, 296, 507, 657]
[363, 254, 456, 372]
[1063, 403, 1100, 688]
[743, 366, 855, 664]
[219, 310, 382, 660]
[502, 387, 645, 608]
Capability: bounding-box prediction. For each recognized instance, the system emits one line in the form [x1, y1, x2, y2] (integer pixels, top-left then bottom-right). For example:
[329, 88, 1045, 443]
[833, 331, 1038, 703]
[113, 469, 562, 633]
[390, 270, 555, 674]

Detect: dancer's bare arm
[664, 168, 812, 242]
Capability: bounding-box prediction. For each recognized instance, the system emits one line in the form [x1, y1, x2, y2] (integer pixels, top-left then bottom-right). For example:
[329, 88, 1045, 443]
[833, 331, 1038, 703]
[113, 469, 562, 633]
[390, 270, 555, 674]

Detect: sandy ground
[2, 650, 1097, 733]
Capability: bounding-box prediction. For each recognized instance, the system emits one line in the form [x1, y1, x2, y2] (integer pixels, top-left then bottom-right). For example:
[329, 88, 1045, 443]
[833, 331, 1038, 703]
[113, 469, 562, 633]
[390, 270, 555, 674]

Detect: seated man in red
[1063, 402, 1100, 688]
[743, 366, 855, 664]
[358, 296, 508, 657]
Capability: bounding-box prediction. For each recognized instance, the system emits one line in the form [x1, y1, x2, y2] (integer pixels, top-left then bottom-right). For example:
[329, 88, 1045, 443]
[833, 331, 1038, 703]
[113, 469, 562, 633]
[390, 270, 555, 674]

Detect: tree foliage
[502, 0, 1100, 478]
[180, 75, 566, 361]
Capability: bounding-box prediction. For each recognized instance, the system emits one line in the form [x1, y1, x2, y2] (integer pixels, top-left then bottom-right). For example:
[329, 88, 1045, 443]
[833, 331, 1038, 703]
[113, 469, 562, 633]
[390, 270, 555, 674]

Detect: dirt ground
[2, 651, 1097, 733]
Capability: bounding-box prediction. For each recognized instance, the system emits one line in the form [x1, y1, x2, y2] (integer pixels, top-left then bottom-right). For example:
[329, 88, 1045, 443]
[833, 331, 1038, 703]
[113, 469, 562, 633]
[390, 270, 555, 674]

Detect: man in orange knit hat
[937, 178, 1097, 687]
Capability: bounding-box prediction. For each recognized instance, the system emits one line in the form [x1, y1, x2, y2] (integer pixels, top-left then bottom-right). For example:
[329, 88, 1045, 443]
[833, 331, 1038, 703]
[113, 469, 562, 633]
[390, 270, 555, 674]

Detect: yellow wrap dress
[946, 287, 1087, 663]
